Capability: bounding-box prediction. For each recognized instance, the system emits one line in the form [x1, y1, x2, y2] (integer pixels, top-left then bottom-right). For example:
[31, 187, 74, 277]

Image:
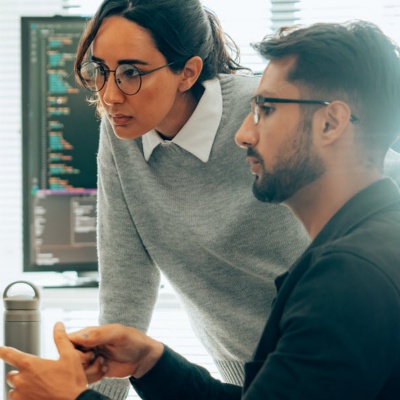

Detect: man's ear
[178, 56, 203, 92]
[318, 100, 353, 144]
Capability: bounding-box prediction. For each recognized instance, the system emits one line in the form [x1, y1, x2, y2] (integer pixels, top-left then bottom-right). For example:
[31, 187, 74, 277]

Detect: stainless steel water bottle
[3, 280, 41, 396]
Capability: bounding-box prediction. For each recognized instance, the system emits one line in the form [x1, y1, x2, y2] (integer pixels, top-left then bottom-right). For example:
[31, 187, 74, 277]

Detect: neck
[286, 172, 382, 240]
[156, 86, 204, 140]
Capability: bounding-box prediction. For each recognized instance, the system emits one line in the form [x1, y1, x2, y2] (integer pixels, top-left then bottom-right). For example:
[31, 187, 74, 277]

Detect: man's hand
[0, 322, 88, 400]
[68, 324, 164, 383]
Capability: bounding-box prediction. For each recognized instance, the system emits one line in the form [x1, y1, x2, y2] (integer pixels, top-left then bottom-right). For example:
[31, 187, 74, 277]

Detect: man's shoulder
[384, 148, 400, 185]
[307, 214, 400, 294]
[309, 178, 400, 278]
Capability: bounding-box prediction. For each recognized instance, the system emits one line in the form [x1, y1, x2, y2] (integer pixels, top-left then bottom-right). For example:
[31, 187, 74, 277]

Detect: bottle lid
[3, 281, 40, 310]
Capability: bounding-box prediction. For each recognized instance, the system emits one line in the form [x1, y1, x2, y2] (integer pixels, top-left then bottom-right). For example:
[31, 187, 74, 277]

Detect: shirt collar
[142, 78, 222, 163]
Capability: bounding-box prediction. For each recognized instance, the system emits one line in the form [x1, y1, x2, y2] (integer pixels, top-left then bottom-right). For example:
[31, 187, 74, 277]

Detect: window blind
[64, 0, 272, 73]
[56, 0, 400, 74]
[270, 0, 400, 43]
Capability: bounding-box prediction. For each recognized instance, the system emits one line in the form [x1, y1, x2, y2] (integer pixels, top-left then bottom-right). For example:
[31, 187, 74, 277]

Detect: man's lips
[246, 156, 261, 175]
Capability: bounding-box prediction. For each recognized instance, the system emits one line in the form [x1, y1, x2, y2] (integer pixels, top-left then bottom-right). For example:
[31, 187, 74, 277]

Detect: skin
[244, 97, 325, 204]
[0, 323, 88, 400]
[235, 56, 382, 239]
[66, 324, 164, 383]
[0, 55, 384, 399]
[0, 322, 164, 399]
[93, 15, 203, 140]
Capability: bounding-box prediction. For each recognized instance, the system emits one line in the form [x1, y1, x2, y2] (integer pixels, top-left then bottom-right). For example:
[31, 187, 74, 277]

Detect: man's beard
[250, 117, 325, 203]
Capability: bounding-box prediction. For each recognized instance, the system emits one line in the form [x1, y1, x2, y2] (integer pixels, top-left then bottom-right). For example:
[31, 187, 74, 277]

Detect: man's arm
[69, 325, 242, 400]
[130, 346, 242, 400]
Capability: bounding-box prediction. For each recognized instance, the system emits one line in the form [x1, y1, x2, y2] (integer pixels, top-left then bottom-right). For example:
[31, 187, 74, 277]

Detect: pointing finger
[0, 346, 30, 369]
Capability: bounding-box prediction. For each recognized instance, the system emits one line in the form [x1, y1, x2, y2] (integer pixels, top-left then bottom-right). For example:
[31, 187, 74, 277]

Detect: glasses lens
[115, 64, 141, 95]
[251, 98, 259, 125]
[79, 62, 105, 92]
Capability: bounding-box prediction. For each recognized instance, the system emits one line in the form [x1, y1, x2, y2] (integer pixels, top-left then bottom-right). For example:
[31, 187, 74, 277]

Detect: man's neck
[286, 173, 382, 240]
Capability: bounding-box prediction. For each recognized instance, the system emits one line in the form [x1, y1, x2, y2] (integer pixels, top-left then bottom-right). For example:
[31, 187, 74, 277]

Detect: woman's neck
[156, 84, 205, 140]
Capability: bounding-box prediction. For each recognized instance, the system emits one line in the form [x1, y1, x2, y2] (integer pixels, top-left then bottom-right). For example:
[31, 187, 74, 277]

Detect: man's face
[235, 56, 325, 204]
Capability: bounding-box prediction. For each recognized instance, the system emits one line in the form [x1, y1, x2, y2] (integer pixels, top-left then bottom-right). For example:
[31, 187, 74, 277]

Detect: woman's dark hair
[75, 0, 248, 92]
[253, 20, 400, 152]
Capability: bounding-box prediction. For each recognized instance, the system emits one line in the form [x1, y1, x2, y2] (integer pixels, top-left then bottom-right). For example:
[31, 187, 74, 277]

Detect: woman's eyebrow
[91, 55, 149, 66]
[91, 55, 104, 63]
[118, 59, 149, 66]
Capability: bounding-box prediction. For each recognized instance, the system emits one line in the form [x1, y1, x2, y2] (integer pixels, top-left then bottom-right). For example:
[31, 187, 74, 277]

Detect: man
[2, 20, 400, 399]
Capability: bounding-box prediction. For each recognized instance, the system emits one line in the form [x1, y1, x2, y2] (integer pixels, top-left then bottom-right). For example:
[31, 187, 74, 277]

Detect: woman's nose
[101, 72, 125, 105]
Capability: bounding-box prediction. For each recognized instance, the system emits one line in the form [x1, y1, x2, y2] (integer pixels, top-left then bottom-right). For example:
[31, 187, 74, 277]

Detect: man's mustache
[247, 148, 263, 163]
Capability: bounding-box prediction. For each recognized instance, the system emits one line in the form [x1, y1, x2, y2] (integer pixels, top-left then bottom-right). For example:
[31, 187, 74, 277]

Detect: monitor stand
[41, 271, 99, 289]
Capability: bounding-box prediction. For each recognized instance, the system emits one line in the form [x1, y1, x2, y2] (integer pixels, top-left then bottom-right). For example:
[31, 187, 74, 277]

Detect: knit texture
[92, 73, 400, 399]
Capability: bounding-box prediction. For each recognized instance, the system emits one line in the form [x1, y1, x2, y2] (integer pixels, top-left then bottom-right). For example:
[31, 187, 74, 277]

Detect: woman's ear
[178, 56, 203, 92]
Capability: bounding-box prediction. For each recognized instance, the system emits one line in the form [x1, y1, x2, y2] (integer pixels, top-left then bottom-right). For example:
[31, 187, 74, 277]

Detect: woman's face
[92, 16, 184, 139]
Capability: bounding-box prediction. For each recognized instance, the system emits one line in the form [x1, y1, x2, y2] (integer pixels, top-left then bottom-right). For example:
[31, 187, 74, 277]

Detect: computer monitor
[21, 16, 100, 285]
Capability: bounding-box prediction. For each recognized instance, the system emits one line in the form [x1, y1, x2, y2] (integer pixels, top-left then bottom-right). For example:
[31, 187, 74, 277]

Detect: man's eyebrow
[91, 55, 149, 66]
[256, 90, 279, 98]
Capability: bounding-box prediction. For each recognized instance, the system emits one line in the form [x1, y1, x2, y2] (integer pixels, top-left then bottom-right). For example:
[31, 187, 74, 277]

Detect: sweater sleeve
[91, 116, 161, 399]
[130, 346, 242, 400]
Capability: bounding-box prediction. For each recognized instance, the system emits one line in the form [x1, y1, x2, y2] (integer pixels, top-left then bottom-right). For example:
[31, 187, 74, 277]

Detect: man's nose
[235, 113, 258, 149]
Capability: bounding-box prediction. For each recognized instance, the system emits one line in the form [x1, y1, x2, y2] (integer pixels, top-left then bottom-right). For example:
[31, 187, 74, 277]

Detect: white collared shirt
[142, 78, 223, 163]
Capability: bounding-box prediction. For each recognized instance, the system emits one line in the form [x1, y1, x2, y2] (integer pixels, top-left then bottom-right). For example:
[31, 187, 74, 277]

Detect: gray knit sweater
[90, 72, 400, 399]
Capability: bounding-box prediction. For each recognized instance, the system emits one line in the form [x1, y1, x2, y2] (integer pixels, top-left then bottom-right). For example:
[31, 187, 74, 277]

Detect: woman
[74, 0, 308, 398]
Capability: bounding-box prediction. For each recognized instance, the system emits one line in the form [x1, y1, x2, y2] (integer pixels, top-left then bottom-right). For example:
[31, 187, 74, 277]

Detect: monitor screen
[21, 16, 100, 276]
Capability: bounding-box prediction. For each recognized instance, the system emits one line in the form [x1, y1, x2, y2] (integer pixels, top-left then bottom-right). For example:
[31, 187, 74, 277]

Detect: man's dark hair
[254, 20, 400, 153]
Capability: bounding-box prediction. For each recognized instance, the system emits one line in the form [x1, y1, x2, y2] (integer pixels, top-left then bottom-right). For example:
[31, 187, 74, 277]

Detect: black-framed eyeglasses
[250, 96, 360, 125]
[77, 60, 180, 96]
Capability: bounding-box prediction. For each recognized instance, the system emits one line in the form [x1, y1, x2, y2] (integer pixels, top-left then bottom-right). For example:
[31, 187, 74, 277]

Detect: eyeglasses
[77, 60, 179, 96]
[250, 96, 360, 125]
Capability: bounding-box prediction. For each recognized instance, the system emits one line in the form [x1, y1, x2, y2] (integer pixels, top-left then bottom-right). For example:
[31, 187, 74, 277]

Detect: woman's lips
[111, 115, 132, 125]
